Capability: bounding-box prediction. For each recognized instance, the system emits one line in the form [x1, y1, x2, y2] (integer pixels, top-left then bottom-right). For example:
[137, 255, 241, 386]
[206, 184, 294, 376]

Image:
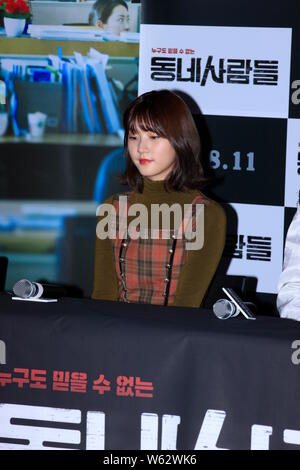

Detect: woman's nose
[124, 18, 130, 30]
[137, 138, 149, 153]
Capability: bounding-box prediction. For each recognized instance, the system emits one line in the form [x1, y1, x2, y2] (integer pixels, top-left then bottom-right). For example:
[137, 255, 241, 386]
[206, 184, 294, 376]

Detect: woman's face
[100, 5, 130, 36]
[128, 124, 177, 181]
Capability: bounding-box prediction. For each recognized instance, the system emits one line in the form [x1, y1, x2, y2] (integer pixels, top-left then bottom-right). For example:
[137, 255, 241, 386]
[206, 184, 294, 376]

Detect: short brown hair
[120, 89, 208, 193]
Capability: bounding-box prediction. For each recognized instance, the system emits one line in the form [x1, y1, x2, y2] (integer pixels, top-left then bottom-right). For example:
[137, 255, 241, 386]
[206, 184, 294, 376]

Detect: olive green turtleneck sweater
[92, 177, 226, 308]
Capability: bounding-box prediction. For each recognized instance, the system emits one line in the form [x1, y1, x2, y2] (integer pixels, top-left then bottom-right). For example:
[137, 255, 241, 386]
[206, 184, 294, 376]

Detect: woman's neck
[136, 176, 197, 205]
[142, 177, 170, 196]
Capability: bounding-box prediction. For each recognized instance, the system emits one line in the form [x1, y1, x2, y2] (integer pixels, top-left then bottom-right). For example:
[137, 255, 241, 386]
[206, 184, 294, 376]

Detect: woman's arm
[92, 195, 119, 301]
[277, 204, 300, 320]
[172, 200, 226, 308]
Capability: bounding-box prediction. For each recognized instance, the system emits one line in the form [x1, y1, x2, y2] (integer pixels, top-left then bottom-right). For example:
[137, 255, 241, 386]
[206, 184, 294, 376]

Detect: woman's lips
[139, 158, 153, 165]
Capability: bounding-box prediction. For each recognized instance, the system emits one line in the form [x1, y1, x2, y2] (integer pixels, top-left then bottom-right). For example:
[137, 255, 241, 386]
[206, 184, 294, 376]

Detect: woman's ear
[96, 19, 104, 28]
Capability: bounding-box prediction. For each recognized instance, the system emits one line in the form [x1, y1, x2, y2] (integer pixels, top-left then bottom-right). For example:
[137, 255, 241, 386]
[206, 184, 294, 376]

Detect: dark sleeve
[171, 200, 226, 308]
[91, 195, 119, 301]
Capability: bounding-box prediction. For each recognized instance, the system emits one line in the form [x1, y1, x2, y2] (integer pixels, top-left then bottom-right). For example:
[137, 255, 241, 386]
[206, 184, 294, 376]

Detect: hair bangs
[128, 105, 167, 137]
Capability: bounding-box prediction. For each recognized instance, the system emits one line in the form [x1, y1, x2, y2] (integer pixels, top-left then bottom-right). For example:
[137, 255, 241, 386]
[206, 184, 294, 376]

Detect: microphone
[13, 279, 68, 300]
[213, 299, 240, 320]
[213, 288, 257, 320]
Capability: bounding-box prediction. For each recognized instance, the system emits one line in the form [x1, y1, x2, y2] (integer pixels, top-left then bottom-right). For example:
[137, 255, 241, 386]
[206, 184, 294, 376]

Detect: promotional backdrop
[0, 1, 140, 296]
[138, 0, 300, 305]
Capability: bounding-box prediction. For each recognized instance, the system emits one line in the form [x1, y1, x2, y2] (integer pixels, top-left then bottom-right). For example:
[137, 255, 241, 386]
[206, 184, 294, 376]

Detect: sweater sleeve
[171, 200, 226, 308]
[92, 195, 119, 301]
[277, 204, 300, 320]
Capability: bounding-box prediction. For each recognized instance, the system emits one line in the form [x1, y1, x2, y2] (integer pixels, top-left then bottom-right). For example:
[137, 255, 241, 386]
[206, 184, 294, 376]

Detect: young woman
[88, 0, 130, 36]
[92, 89, 226, 308]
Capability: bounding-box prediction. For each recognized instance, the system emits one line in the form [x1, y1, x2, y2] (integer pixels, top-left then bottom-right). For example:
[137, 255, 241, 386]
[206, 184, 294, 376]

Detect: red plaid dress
[110, 191, 208, 306]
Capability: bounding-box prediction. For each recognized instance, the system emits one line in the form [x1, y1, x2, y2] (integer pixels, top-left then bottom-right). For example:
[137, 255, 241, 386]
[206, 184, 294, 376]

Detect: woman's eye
[149, 135, 159, 139]
[128, 135, 136, 140]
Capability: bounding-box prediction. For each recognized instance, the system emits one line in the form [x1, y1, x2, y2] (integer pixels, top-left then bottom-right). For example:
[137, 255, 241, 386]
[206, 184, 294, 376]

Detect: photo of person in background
[88, 0, 130, 36]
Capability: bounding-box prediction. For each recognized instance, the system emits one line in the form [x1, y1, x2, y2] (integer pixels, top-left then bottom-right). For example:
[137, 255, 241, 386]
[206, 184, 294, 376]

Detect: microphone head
[213, 298, 237, 320]
[13, 279, 35, 299]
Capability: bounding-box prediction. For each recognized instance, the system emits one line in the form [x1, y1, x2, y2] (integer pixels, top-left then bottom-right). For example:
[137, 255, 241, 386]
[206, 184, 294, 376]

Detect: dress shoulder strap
[176, 192, 208, 240]
[111, 191, 135, 209]
[190, 192, 210, 206]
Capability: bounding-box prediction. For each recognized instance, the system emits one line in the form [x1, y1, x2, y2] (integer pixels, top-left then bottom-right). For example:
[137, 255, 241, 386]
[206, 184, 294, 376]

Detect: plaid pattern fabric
[110, 192, 208, 305]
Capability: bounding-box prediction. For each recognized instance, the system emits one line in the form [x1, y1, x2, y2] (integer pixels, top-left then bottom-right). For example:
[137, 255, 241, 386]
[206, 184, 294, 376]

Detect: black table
[0, 294, 300, 450]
